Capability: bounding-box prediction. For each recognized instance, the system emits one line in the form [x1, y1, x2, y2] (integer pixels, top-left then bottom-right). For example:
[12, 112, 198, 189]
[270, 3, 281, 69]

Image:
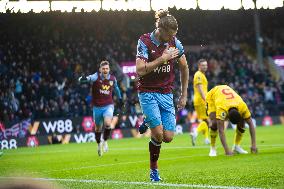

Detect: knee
[104, 121, 112, 127]
[237, 120, 245, 130]
[237, 125, 245, 133]
[95, 126, 102, 132]
[152, 132, 163, 143]
[163, 136, 173, 143]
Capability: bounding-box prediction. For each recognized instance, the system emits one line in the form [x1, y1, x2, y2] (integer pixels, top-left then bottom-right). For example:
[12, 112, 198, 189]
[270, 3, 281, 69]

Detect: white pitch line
[82, 145, 283, 178]
[0, 177, 265, 189]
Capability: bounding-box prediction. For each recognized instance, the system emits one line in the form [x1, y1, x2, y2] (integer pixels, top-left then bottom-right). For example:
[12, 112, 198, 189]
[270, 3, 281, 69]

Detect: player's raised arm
[245, 117, 258, 153]
[216, 119, 233, 156]
[78, 72, 98, 83]
[78, 75, 88, 83]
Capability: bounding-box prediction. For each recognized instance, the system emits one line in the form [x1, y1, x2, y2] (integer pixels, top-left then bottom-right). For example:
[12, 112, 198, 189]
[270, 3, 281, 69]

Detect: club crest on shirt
[162, 47, 177, 65]
[169, 47, 176, 51]
[109, 81, 113, 86]
[221, 112, 226, 119]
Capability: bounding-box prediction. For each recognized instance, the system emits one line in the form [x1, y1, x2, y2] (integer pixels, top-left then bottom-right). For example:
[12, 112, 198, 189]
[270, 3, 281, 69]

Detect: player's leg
[138, 92, 163, 182]
[156, 93, 176, 144]
[233, 119, 248, 154]
[110, 108, 119, 129]
[200, 119, 210, 144]
[102, 116, 111, 153]
[195, 118, 210, 145]
[189, 104, 199, 146]
[145, 93, 177, 180]
[160, 110, 175, 143]
[206, 100, 217, 156]
[190, 120, 208, 146]
[93, 106, 104, 156]
[102, 105, 114, 153]
[149, 125, 163, 181]
[209, 112, 218, 156]
[190, 105, 199, 146]
[161, 112, 175, 143]
[198, 104, 210, 144]
[110, 116, 119, 129]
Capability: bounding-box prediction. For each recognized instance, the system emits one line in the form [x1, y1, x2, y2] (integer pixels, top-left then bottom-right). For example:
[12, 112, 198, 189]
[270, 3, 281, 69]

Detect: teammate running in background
[79, 60, 123, 156]
[136, 10, 189, 181]
[191, 59, 210, 146]
[206, 85, 257, 156]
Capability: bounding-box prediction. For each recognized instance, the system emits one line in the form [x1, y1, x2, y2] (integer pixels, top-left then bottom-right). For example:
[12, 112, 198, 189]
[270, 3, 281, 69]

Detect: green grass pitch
[0, 125, 284, 189]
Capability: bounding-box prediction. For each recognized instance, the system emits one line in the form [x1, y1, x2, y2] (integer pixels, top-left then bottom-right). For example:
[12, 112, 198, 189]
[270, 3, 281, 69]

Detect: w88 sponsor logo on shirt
[153, 64, 171, 74]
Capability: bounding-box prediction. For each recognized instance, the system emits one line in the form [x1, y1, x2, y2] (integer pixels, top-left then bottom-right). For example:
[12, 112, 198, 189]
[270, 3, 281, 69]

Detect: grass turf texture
[0, 125, 283, 189]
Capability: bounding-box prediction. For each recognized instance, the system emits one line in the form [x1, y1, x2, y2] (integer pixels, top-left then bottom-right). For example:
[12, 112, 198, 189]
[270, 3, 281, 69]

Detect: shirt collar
[198, 70, 205, 75]
[150, 30, 169, 47]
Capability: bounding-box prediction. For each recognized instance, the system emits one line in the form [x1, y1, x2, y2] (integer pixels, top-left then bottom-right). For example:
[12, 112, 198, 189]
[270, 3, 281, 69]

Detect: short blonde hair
[155, 9, 178, 31]
[100, 60, 110, 67]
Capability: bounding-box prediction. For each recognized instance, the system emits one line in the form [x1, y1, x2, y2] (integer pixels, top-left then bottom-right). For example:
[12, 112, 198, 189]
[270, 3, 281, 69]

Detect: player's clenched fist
[177, 95, 187, 110]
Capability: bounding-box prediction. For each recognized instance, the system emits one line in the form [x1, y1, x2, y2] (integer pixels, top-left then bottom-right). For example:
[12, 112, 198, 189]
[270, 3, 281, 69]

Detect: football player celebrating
[136, 9, 189, 181]
[79, 60, 123, 156]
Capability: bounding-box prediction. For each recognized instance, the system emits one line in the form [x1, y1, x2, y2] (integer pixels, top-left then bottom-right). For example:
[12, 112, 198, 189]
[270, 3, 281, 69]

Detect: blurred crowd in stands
[0, 9, 284, 127]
